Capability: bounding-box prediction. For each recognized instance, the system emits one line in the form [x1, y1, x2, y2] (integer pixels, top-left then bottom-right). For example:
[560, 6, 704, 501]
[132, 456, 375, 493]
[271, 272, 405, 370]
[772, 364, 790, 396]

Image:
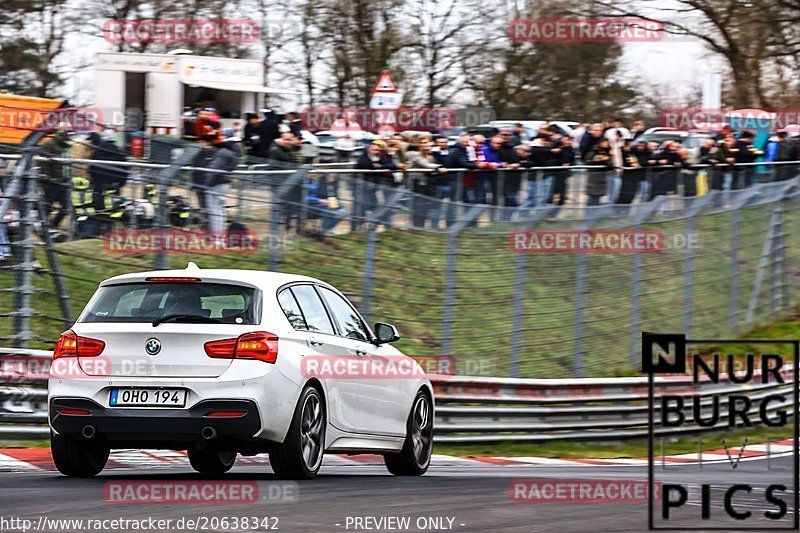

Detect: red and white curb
[0, 440, 793, 473]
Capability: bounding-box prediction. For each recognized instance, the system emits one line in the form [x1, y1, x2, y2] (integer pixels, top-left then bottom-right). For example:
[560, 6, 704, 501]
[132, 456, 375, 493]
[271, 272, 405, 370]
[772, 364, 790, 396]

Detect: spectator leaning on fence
[204, 129, 243, 233]
[450, 133, 480, 204]
[431, 136, 457, 226]
[579, 123, 604, 163]
[585, 137, 615, 206]
[355, 140, 399, 226]
[775, 130, 799, 181]
[405, 136, 446, 228]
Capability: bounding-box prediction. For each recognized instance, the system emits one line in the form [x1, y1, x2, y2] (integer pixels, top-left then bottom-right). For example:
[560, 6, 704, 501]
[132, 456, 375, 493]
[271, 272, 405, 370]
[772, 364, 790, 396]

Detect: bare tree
[404, 0, 491, 107]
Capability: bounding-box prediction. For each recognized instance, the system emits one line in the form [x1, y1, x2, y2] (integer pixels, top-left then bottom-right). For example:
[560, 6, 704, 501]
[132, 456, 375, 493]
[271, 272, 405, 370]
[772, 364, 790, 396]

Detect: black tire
[51, 432, 109, 477]
[384, 390, 433, 476]
[188, 449, 236, 475]
[269, 385, 325, 479]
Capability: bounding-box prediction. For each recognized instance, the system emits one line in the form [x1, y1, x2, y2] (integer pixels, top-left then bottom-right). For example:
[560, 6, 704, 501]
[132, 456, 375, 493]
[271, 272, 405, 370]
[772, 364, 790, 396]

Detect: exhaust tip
[81, 425, 96, 439]
[201, 426, 218, 440]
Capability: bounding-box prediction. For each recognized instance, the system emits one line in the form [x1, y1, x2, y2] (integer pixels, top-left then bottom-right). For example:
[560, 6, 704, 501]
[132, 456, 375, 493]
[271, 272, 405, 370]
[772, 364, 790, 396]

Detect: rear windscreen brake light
[144, 277, 201, 282]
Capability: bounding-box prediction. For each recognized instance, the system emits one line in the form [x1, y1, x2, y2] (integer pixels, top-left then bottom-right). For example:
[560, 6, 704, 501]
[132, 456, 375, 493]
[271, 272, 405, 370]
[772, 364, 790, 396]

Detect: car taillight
[203, 337, 237, 358]
[204, 331, 279, 364]
[53, 330, 105, 359]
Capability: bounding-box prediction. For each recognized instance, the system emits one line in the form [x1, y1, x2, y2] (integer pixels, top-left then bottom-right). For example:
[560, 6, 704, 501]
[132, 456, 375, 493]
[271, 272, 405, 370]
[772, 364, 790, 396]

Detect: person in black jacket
[450, 134, 480, 203]
[354, 140, 399, 226]
[775, 131, 799, 181]
[649, 141, 684, 200]
[525, 133, 560, 207]
[40, 129, 71, 229]
[205, 132, 242, 232]
[579, 123, 604, 162]
[254, 110, 281, 160]
[243, 113, 261, 163]
[285, 112, 303, 140]
[497, 128, 522, 214]
[617, 140, 646, 204]
[89, 132, 129, 231]
[550, 135, 574, 206]
[734, 130, 760, 187]
[432, 136, 456, 227]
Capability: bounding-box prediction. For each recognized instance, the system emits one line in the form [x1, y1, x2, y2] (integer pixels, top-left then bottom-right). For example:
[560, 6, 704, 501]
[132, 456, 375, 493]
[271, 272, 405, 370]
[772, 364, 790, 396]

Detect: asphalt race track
[0, 452, 794, 532]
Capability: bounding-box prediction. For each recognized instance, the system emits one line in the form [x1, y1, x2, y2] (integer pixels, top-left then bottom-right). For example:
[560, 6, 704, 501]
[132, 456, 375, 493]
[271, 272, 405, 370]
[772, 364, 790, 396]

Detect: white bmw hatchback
[48, 265, 434, 479]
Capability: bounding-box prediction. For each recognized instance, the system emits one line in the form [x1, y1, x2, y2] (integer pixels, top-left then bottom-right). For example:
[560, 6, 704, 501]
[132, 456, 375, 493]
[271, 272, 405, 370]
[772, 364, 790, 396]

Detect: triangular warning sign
[372, 70, 398, 94]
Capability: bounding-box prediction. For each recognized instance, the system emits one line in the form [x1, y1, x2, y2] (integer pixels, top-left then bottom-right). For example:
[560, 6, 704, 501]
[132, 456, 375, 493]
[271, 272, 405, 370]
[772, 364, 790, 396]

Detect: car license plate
[109, 388, 186, 407]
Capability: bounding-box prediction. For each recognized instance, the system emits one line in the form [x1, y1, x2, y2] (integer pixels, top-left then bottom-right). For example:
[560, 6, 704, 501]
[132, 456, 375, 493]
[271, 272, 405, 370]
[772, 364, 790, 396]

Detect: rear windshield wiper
[152, 314, 222, 327]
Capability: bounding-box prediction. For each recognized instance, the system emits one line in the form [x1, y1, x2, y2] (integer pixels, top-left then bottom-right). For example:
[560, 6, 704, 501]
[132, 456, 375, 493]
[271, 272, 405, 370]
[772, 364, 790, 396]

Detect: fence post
[573, 250, 588, 378]
[573, 215, 596, 378]
[630, 240, 642, 370]
[683, 216, 695, 337]
[745, 210, 778, 325]
[268, 166, 310, 272]
[730, 209, 739, 332]
[360, 188, 407, 324]
[154, 144, 201, 270]
[362, 225, 377, 325]
[509, 207, 559, 377]
[33, 168, 72, 327]
[11, 164, 38, 348]
[769, 200, 787, 314]
[442, 205, 486, 356]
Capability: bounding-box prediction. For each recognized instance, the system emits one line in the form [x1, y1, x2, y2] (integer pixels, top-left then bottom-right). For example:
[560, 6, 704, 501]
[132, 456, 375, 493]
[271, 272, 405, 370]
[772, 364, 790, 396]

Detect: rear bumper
[49, 397, 262, 444]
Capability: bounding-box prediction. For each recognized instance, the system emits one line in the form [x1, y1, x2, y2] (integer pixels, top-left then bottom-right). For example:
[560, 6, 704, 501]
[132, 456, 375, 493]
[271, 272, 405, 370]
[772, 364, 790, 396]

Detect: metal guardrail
[0, 348, 794, 443]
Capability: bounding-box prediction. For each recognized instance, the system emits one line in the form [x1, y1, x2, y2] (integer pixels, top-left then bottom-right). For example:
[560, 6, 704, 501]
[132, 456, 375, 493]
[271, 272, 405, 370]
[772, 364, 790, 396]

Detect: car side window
[318, 287, 370, 342]
[287, 285, 335, 335]
[278, 289, 307, 330]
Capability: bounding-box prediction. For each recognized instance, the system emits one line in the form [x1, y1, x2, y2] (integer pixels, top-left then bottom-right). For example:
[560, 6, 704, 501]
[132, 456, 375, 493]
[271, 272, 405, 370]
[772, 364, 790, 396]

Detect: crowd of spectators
[19, 112, 800, 241]
[348, 118, 800, 227]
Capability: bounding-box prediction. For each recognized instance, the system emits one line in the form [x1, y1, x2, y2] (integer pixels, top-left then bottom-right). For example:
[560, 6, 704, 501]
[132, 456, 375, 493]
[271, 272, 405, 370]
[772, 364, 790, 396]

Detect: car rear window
[79, 282, 260, 324]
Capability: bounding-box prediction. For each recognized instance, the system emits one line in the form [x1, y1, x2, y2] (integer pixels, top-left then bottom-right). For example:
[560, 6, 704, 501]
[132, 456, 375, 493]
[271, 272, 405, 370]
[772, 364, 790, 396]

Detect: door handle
[309, 339, 324, 347]
[355, 349, 367, 357]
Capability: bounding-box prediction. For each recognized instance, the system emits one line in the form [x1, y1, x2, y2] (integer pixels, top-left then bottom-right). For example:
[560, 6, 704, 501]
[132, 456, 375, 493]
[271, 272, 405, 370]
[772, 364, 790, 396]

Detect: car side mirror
[374, 322, 400, 344]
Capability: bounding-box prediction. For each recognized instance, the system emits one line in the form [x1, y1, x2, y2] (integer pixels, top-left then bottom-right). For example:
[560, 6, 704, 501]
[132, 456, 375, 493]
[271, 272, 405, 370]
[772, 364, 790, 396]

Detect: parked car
[48, 265, 434, 479]
[637, 128, 715, 149]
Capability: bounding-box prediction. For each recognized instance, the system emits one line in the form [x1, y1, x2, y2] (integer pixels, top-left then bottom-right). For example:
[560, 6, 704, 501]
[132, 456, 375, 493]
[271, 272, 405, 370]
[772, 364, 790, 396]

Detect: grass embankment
[2, 198, 797, 378]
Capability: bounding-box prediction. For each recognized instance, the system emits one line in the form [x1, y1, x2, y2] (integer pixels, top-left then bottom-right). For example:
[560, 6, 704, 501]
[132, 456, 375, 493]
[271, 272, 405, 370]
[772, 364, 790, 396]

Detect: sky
[55, 8, 724, 113]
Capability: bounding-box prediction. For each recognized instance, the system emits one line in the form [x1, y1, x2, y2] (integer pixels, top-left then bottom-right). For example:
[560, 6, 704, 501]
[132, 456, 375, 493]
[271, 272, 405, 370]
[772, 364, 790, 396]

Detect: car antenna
[186, 262, 200, 270]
